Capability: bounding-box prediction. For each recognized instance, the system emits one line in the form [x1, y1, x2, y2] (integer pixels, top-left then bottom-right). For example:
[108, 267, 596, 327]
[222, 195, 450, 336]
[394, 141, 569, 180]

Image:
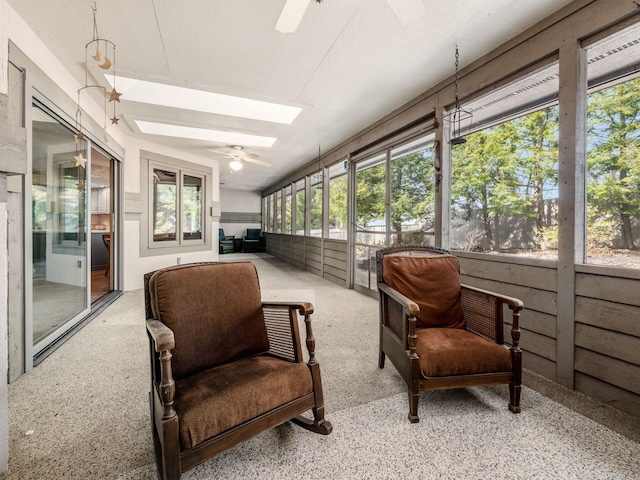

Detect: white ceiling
[9, 0, 575, 191]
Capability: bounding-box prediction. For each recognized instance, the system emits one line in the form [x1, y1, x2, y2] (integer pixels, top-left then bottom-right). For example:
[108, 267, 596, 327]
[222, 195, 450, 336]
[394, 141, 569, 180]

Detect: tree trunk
[481, 185, 494, 250]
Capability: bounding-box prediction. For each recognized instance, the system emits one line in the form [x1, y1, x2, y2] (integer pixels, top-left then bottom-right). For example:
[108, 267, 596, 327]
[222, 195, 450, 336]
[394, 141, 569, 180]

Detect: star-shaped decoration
[75, 131, 85, 141]
[72, 154, 87, 168]
[108, 88, 122, 103]
[110, 116, 120, 125]
[76, 180, 85, 190]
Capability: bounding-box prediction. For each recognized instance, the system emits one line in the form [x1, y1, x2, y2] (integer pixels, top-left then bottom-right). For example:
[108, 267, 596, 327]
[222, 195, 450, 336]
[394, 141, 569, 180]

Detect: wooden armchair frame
[376, 245, 524, 423]
[144, 269, 332, 480]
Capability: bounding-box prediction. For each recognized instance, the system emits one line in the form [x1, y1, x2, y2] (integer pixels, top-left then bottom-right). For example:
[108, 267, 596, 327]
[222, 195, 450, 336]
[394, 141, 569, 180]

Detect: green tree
[328, 174, 348, 234]
[355, 162, 385, 228]
[390, 150, 434, 242]
[588, 78, 640, 250]
[451, 122, 520, 250]
[513, 107, 559, 233]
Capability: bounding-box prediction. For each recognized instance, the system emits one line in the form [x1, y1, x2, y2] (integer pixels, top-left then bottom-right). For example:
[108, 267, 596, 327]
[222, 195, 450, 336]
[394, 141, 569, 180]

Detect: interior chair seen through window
[218, 228, 234, 254]
[144, 262, 332, 480]
[243, 228, 262, 252]
[376, 245, 524, 423]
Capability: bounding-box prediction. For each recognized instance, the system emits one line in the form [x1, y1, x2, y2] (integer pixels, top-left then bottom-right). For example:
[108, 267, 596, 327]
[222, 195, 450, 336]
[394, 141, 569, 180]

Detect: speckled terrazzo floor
[2, 253, 639, 479]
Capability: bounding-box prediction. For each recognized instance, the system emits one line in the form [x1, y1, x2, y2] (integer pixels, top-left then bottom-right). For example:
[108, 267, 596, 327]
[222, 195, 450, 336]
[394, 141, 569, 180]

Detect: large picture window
[585, 24, 640, 268]
[450, 63, 560, 257]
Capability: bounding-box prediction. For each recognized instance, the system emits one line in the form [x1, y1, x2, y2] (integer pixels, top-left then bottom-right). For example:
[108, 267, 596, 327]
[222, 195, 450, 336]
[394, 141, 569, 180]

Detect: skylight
[106, 76, 302, 124]
[135, 121, 277, 148]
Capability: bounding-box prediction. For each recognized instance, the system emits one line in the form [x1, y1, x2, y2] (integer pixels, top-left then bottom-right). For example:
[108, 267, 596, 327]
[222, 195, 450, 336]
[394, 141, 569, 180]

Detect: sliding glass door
[30, 103, 90, 357]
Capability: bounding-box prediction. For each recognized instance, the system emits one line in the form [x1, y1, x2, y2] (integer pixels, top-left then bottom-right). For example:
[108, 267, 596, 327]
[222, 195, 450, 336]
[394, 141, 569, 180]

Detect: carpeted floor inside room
[3, 253, 639, 479]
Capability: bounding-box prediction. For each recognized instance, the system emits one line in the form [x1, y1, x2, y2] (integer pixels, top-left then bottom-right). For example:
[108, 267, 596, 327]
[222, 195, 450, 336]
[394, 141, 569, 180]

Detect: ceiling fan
[208, 145, 272, 172]
[275, 0, 425, 33]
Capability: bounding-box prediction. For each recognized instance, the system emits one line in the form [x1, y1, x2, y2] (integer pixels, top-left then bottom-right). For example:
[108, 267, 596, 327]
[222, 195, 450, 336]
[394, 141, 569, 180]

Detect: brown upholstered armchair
[144, 262, 332, 480]
[376, 245, 524, 423]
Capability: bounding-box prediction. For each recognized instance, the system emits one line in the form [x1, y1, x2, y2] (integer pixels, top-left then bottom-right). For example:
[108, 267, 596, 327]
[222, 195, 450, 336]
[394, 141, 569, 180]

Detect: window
[146, 156, 208, 251]
[284, 185, 292, 234]
[450, 63, 559, 257]
[262, 196, 268, 232]
[309, 171, 323, 237]
[585, 24, 640, 268]
[274, 189, 282, 233]
[328, 162, 348, 239]
[390, 134, 436, 246]
[152, 168, 177, 242]
[295, 179, 306, 235]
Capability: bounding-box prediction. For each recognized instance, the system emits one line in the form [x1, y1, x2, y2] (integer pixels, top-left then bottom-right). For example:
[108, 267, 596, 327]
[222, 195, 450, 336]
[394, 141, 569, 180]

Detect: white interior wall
[219, 188, 261, 238]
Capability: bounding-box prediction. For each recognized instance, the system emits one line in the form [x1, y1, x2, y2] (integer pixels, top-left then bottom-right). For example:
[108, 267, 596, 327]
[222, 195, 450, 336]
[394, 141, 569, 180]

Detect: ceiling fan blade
[245, 153, 261, 160]
[244, 157, 272, 168]
[386, 0, 425, 25]
[276, 0, 311, 33]
[207, 148, 232, 157]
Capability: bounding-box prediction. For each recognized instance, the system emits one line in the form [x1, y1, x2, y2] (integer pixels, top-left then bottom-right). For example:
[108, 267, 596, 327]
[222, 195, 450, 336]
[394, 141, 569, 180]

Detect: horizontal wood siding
[457, 253, 558, 379]
[280, 236, 292, 263]
[291, 236, 305, 269]
[574, 270, 640, 416]
[323, 240, 347, 286]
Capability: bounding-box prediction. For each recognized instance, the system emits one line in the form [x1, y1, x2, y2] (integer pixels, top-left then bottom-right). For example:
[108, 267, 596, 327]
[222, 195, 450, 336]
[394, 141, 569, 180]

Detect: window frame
[140, 152, 212, 257]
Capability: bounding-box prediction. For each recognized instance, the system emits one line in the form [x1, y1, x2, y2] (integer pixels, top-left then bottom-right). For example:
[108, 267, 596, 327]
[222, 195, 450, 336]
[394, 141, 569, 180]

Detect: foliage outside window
[262, 196, 268, 232]
[309, 171, 323, 237]
[151, 165, 204, 245]
[284, 185, 292, 234]
[451, 106, 559, 256]
[295, 179, 306, 235]
[355, 153, 386, 246]
[328, 162, 348, 239]
[586, 77, 640, 266]
[274, 189, 282, 233]
[390, 136, 435, 246]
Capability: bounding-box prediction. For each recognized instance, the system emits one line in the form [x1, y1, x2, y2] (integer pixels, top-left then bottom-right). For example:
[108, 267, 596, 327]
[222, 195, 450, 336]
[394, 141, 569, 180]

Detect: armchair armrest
[262, 302, 310, 362]
[146, 318, 175, 352]
[378, 283, 419, 317]
[461, 284, 524, 345]
[146, 318, 176, 420]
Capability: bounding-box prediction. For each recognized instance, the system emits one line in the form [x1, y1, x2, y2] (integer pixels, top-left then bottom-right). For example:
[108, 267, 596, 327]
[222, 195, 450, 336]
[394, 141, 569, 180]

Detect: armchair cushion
[244, 228, 262, 241]
[416, 328, 512, 378]
[382, 253, 465, 329]
[148, 263, 269, 379]
[174, 355, 313, 450]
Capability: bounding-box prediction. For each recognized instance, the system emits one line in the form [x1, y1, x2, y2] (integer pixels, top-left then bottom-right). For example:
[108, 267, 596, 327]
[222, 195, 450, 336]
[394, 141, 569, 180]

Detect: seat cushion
[148, 262, 269, 379]
[174, 355, 313, 450]
[416, 328, 512, 378]
[382, 253, 465, 329]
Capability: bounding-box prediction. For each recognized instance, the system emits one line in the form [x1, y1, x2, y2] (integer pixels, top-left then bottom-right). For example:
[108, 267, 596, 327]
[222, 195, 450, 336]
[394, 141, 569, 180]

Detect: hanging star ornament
[75, 131, 85, 142]
[76, 180, 86, 190]
[110, 116, 120, 125]
[72, 153, 87, 168]
[108, 88, 122, 102]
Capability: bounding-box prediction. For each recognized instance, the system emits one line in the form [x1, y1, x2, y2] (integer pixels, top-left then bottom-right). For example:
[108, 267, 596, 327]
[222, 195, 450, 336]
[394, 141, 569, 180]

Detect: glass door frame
[25, 81, 123, 370]
[26, 98, 92, 368]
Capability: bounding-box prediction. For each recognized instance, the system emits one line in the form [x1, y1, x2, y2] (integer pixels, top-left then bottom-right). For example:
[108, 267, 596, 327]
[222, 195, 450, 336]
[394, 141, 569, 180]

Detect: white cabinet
[91, 188, 110, 214]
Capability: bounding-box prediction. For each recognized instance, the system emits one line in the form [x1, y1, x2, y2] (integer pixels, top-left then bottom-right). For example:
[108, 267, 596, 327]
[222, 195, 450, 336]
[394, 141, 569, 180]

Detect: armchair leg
[408, 389, 420, 423]
[292, 415, 333, 435]
[509, 382, 522, 413]
[378, 349, 385, 369]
